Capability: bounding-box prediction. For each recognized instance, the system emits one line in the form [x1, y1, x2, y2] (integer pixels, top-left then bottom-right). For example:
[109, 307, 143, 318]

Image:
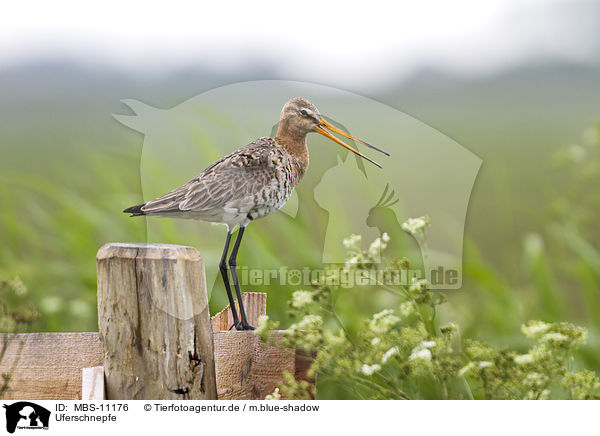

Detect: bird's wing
[140, 139, 284, 214]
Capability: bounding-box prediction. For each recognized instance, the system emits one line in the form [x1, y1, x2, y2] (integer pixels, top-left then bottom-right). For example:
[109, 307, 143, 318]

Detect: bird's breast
[245, 154, 303, 221]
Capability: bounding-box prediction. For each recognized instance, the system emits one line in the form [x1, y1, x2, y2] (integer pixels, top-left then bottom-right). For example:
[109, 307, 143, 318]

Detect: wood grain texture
[0, 332, 102, 400]
[97, 243, 217, 400]
[213, 330, 296, 399]
[211, 292, 308, 399]
[211, 292, 267, 331]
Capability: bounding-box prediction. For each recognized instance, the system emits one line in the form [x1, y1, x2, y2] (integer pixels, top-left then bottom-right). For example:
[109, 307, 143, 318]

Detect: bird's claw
[229, 321, 256, 331]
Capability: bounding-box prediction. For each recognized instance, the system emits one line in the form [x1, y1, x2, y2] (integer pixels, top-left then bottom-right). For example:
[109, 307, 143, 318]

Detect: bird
[123, 97, 388, 330]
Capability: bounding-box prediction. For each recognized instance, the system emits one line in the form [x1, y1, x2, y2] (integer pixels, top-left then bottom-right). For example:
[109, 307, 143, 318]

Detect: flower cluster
[342, 233, 391, 272]
[522, 320, 587, 348]
[257, 231, 599, 400]
[290, 290, 314, 309]
[401, 216, 429, 236]
[368, 309, 400, 334]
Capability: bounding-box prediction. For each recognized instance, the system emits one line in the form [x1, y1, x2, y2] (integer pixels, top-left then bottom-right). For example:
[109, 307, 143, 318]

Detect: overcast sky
[1, 0, 598, 88]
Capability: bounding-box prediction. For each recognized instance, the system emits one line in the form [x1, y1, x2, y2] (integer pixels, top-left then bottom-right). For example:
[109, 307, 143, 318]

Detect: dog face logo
[2, 402, 50, 433]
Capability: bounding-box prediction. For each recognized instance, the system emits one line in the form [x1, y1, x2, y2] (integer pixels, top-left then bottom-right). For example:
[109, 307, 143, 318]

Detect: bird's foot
[229, 321, 256, 331]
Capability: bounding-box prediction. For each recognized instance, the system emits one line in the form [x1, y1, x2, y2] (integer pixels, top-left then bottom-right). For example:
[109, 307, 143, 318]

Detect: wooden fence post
[211, 292, 315, 399]
[96, 243, 217, 400]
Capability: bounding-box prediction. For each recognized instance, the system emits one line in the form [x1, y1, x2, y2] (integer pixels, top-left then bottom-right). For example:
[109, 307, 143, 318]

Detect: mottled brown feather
[138, 137, 306, 226]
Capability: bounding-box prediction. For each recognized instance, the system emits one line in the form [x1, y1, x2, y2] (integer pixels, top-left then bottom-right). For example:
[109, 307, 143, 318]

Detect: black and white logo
[2, 402, 50, 433]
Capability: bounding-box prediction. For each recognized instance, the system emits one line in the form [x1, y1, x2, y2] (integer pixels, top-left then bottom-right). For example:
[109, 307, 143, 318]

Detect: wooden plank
[211, 293, 306, 399]
[213, 330, 296, 399]
[82, 366, 105, 400]
[97, 243, 217, 400]
[0, 330, 311, 400]
[211, 292, 267, 331]
[0, 332, 102, 400]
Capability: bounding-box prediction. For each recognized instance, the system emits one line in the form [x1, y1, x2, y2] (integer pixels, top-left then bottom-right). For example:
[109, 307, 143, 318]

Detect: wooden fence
[0, 243, 312, 400]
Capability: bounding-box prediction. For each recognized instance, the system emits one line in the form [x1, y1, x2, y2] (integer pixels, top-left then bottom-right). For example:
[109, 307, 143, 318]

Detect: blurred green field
[1, 62, 599, 398]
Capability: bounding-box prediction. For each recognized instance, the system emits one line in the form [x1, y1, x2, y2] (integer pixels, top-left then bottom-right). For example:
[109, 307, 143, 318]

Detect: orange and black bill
[315, 118, 389, 168]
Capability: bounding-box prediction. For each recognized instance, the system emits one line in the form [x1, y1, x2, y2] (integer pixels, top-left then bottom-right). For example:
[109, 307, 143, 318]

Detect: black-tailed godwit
[124, 97, 388, 330]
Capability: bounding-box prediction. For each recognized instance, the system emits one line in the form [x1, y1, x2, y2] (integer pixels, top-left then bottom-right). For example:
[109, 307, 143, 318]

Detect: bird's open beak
[315, 118, 388, 168]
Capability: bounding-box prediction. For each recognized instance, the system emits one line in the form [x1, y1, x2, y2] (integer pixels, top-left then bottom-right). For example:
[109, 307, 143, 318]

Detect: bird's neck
[275, 120, 309, 168]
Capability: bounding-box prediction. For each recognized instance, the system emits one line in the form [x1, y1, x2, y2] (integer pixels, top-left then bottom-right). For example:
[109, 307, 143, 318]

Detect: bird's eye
[300, 109, 308, 116]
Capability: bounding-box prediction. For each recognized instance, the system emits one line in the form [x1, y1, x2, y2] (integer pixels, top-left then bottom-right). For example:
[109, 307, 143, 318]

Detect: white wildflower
[291, 290, 313, 309]
[265, 387, 281, 400]
[360, 364, 381, 376]
[9, 277, 27, 296]
[381, 346, 399, 364]
[371, 337, 381, 346]
[540, 332, 569, 343]
[409, 278, 431, 292]
[368, 309, 400, 334]
[524, 388, 550, 400]
[345, 255, 360, 269]
[526, 372, 543, 382]
[343, 234, 362, 250]
[295, 314, 323, 330]
[524, 372, 546, 387]
[401, 216, 429, 235]
[368, 237, 387, 258]
[289, 315, 322, 348]
[400, 301, 416, 317]
[521, 321, 552, 339]
[256, 315, 271, 335]
[381, 232, 390, 243]
[408, 340, 436, 361]
[514, 354, 534, 365]
[409, 348, 432, 361]
[529, 344, 550, 361]
[478, 361, 493, 368]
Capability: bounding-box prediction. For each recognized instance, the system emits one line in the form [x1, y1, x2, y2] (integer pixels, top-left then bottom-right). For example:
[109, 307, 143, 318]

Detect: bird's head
[280, 97, 322, 133]
[279, 97, 389, 168]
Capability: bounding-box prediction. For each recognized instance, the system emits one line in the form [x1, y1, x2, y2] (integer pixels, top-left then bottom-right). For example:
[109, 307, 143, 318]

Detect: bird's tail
[123, 203, 146, 216]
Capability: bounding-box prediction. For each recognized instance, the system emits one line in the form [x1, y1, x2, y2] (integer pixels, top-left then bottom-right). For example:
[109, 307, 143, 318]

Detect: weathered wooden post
[96, 243, 217, 399]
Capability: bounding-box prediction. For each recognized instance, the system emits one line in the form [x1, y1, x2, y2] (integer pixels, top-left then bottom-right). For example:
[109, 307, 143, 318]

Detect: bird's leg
[228, 226, 255, 330]
[219, 230, 240, 329]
